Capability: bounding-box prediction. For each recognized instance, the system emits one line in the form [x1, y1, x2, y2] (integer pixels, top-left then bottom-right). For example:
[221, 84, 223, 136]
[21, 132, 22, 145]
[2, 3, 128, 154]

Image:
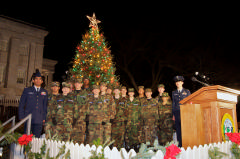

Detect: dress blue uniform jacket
[18, 86, 48, 124]
[172, 88, 191, 111]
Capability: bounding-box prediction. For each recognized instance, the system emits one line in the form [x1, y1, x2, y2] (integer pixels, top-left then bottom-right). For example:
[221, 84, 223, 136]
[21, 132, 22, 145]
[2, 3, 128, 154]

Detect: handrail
[0, 114, 32, 142]
[0, 116, 16, 128]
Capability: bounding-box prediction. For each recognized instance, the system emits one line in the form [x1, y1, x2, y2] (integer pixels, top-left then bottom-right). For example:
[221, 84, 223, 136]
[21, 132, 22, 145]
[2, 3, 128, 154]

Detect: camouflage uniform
[155, 95, 163, 103]
[101, 94, 115, 142]
[158, 97, 173, 145]
[140, 98, 159, 145]
[53, 94, 75, 142]
[137, 86, 145, 106]
[83, 87, 92, 96]
[125, 97, 141, 149]
[111, 97, 127, 148]
[105, 94, 116, 120]
[120, 86, 128, 101]
[45, 93, 59, 139]
[121, 96, 128, 102]
[136, 96, 145, 106]
[71, 89, 88, 144]
[87, 95, 108, 145]
[155, 84, 165, 103]
[84, 87, 94, 143]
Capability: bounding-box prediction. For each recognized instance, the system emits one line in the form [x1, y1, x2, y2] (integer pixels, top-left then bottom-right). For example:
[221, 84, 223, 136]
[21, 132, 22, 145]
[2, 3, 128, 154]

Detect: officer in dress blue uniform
[18, 69, 48, 137]
[172, 76, 191, 147]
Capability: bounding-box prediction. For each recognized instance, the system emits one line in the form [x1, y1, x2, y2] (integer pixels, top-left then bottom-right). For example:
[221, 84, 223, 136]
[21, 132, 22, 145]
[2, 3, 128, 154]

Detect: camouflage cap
[138, 86, 144, 89]
[100, 82, 107, 86]
[107, 84, 113, 89]
[50, 81, 60, 87]
[121, 86, 127, 90]
[113, 86, 120, 90]
[145, 88, 152, 92]
[158, 84, 165, 88]
[66, 79, 74, 83]
[74, 78, 82, 83]
[62, 82, 71, 88]
[92, 85, 100, 89]
[162, 92, 169, 97]
[83, 76, 89, 80]
[128, 88, 134, 92]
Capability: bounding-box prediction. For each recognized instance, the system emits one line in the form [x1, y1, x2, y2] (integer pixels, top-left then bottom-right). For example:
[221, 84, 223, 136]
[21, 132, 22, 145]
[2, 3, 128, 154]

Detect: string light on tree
[69, 13, 119, 87]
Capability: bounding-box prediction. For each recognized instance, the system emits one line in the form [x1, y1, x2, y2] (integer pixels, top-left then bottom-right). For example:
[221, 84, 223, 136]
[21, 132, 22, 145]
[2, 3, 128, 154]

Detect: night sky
[1, 3, 240, 94]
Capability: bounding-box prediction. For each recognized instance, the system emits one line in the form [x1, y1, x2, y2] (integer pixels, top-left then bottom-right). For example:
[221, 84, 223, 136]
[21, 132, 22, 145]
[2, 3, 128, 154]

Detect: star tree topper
[86, 13, 101, 29]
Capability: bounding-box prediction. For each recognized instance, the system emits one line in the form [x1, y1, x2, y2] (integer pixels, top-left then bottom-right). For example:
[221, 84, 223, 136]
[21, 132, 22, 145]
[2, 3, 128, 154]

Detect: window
[17, 70, 25, 84]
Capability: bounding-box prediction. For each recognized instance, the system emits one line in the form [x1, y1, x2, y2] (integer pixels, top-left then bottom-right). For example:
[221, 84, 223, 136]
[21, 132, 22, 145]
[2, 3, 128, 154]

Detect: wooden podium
[180, 85, 240, 148]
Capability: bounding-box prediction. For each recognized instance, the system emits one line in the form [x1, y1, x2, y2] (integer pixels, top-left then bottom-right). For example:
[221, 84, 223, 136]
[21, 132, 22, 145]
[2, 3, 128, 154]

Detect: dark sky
[1, 3, 240, 91]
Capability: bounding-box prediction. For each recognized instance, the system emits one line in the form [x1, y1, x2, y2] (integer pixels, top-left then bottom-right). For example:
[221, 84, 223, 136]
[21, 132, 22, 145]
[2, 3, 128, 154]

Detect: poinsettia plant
[226, 133, 240, 145]
[131, 140, 181, 159]
[18, 134, 33, 158]
[18, 134, 33, 146]
[225, 133, 240, 159]
[164, 144, 181, 159]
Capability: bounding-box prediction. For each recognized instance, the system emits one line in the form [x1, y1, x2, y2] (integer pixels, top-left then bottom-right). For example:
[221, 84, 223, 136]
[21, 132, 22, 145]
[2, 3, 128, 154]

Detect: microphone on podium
[191, 77, 210, 87]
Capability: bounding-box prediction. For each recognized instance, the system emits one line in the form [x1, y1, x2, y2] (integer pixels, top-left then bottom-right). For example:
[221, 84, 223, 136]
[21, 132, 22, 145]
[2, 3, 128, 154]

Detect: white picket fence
[12, 138, 234, 159]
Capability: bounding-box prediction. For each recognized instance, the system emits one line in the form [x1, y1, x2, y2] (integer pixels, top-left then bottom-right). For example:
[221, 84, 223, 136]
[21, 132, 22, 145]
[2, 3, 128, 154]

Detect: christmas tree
[69, 13, 119, 87]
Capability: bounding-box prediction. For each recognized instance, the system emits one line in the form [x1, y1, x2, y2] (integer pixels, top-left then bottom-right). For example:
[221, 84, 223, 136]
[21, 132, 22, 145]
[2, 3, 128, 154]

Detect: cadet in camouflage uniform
[125, 88, 141, 150]
[82, 76, 91, 93]
[136, 86, 145, 106]
[155, 84, 165, 103]
[140, 88, 159, 146]
[45, 81, 60, 139]
[53, 82, 75, 142]
[158, 92, 173, 145]
[87, 85, 109, 145]
[82, 76, 93, 142]
[66, 79, 74, 93]
[106, 85, 113, 95]
[100, 82, 115, 142]
[71, 78, 88, 144]
[103, 84, 116, 119]
[111, 87, 127, 148]
[121, 86, 128, 100]
[100, 82, 107, 96]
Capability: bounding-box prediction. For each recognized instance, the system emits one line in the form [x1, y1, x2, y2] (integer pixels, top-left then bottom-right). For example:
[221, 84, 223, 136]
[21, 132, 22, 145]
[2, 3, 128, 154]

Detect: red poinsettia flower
[226, 133, 240, 145]
[164, 144, 181, 159]
[18, 134, 33, 146]
[26, 134, 33, 142]
[18, 134, 27, 145]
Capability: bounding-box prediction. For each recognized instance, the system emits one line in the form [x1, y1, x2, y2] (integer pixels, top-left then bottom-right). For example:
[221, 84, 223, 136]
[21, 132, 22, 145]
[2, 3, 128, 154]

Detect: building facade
[42, 58, 58, 91]
[0, 16, 57, 97]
